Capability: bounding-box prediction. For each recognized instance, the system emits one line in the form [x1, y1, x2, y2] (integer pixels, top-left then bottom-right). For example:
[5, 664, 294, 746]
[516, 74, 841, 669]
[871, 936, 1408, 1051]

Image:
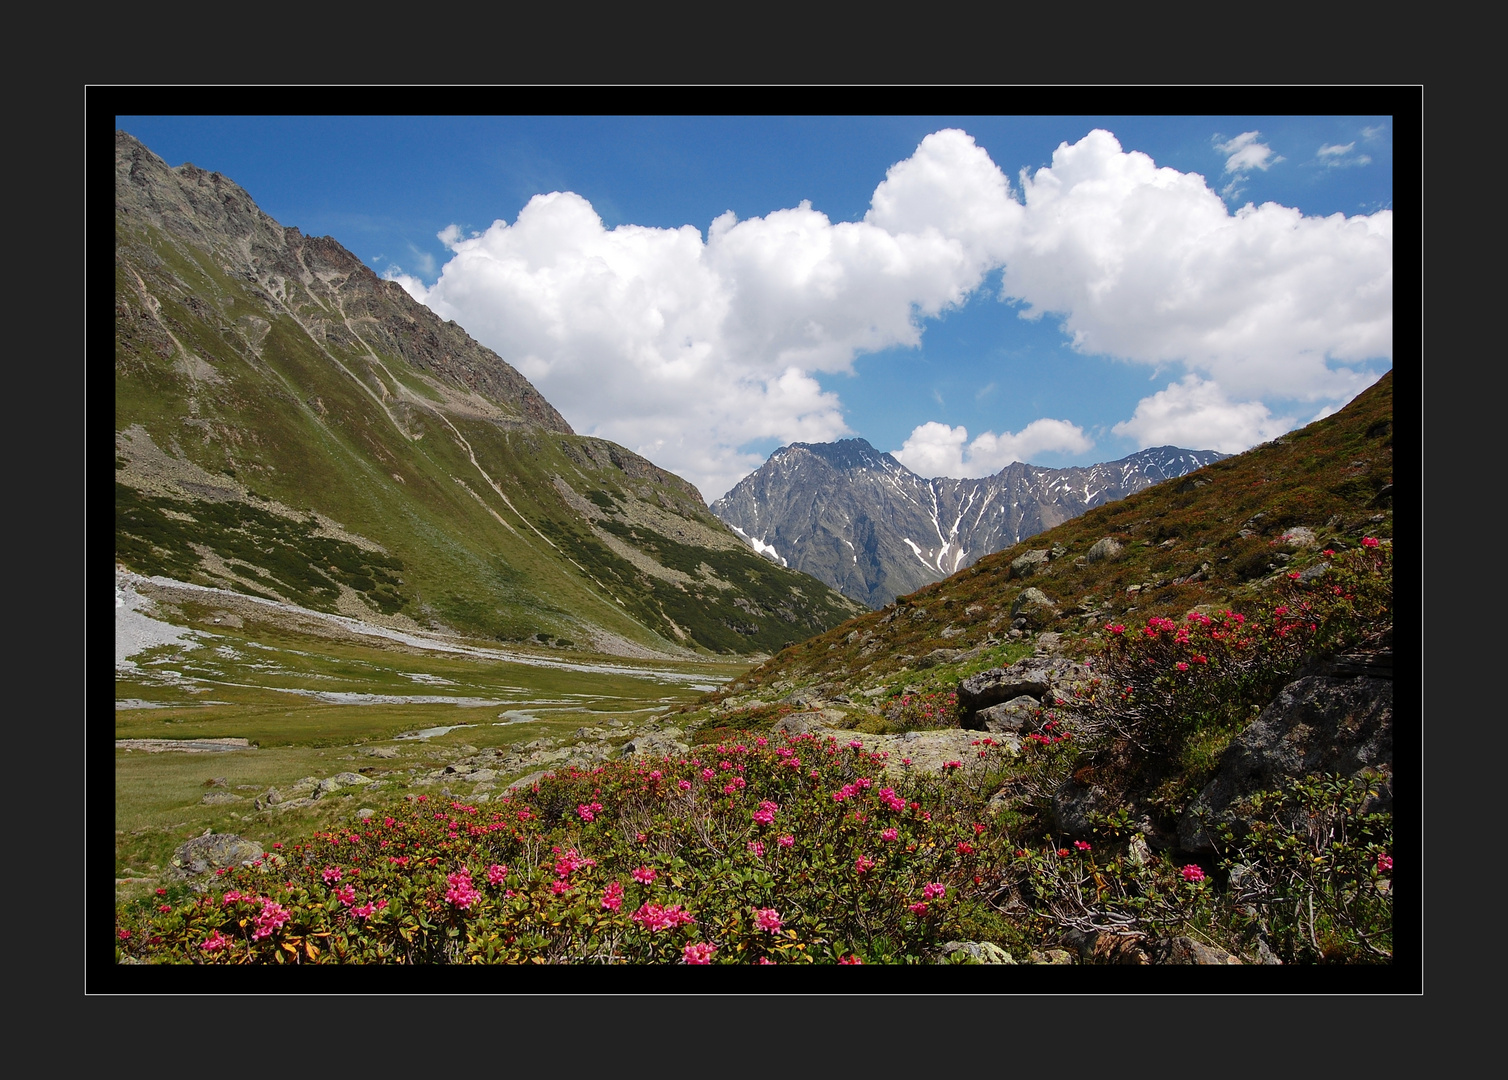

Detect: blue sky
[115, 115, 1395, 502]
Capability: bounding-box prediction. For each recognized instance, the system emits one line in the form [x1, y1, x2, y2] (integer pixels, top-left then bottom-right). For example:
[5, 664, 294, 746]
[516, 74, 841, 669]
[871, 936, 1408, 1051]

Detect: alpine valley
[111, 130, 1398, 974]
[114, 131, 865, 661]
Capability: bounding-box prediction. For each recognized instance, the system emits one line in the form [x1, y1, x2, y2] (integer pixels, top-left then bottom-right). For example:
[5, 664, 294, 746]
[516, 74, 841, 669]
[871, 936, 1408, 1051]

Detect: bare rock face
[1179, 675, 1393, 853]
[973, 695, 1040, 733]
[710, 439, 1225, 608]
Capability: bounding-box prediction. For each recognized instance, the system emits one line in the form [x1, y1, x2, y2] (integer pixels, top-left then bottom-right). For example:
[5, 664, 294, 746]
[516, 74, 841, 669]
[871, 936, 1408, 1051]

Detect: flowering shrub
[1084, 543, 1393, 753]
[887, 690, 959, 729]
[116, 733, 1020, 965]
[990, 541, 1394, 962]
[1004, 771, 1391, 964]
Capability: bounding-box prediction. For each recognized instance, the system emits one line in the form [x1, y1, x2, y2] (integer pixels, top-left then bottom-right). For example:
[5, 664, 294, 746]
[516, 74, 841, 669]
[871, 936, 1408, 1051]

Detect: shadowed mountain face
[114, 131, 865, 656]
[711, 440, 1225, 607]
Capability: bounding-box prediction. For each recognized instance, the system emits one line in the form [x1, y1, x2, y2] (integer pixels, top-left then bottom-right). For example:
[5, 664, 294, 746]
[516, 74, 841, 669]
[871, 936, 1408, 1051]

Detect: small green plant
[1212, 773, 1393, 964]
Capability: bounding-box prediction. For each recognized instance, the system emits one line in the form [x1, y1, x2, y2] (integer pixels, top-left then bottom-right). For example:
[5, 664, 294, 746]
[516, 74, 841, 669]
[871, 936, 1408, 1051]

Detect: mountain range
[113, 131, 865, 658]
[711, 440, 1225, 607]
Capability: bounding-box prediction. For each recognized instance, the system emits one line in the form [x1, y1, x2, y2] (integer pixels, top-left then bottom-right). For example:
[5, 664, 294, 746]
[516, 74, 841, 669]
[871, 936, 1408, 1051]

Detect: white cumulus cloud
[1213, 131, 1285, 202]
[1111, 375, 1296, 453]
[999, 130, 1391, 406]
[419, 130, 1021, 501]
[893, 418, 1093, 478]
[412, 126, 1391, 501]
[1217, 131, 1284, 174]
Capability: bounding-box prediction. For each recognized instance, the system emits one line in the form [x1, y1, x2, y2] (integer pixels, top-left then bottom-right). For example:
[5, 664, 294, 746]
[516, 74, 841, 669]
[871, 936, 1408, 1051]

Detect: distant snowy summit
[711, 439, 1226, 608]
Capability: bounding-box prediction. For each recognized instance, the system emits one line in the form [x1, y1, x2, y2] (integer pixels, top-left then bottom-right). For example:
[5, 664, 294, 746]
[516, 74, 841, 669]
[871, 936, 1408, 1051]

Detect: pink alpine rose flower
[753, 907, 783, 932]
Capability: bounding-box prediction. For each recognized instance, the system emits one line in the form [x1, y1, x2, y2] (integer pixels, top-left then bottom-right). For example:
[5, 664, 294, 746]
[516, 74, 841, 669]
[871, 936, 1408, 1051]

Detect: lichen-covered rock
[937, 941, 1016, 964]
[1085, 537, 1124, 563]
[166, 832, 264, 890]
[970, 695, 1040, 733]
[1028, 948, 1075, 965]
[1009, 549, 1051, 579]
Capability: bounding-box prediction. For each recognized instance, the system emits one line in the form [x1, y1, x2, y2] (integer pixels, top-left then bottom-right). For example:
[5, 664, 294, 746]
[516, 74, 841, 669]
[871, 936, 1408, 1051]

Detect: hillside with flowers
[116, 373, 1396, 970]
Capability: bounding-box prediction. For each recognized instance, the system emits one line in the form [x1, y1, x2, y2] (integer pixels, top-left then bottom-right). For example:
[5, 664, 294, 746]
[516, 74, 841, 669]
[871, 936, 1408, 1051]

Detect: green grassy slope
[114, 136, 863, 657]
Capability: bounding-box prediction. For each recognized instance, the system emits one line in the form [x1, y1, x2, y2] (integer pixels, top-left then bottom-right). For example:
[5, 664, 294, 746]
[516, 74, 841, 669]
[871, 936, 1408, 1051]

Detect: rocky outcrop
[974, 695, 1040, 733]
[1009, 587, 1058, 629]
[1179, 674, 1393, 852]
[1009, 549, 1051, 579]
[166, 832, 265, 890]
[1085, 537, 1124, 563]
[958, 657, 1093, 726]
[619, 731, 692, 758]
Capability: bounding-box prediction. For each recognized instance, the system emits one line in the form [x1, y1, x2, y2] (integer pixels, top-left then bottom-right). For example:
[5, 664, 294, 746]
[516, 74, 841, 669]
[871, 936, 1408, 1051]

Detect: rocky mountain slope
[114, 131, 864, 658]
[711, 439, 1224, 607]
[722, 369, 1392, 699]
[699, 372, 1394, 942]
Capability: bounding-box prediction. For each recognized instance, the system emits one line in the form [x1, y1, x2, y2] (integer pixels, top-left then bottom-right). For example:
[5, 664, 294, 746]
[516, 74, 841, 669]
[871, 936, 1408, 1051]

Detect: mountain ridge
[114, 131, 865, 658]
[712, 437, 1225, 607]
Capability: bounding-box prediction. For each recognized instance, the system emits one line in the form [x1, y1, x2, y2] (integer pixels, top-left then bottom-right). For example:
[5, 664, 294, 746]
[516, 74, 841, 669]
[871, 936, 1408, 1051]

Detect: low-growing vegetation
[117, 543, 1393, 966]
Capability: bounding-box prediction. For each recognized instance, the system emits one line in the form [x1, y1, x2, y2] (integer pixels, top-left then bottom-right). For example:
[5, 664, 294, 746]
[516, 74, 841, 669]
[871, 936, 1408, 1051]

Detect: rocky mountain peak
[713, 443, 1226, 608]
[115, 130, 573, 435]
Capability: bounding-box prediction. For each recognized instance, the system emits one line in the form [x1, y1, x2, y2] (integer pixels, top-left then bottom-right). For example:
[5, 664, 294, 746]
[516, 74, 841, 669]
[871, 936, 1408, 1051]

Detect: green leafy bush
[117, 734, 1021, 965]
[1214, 773, 1393, 963]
